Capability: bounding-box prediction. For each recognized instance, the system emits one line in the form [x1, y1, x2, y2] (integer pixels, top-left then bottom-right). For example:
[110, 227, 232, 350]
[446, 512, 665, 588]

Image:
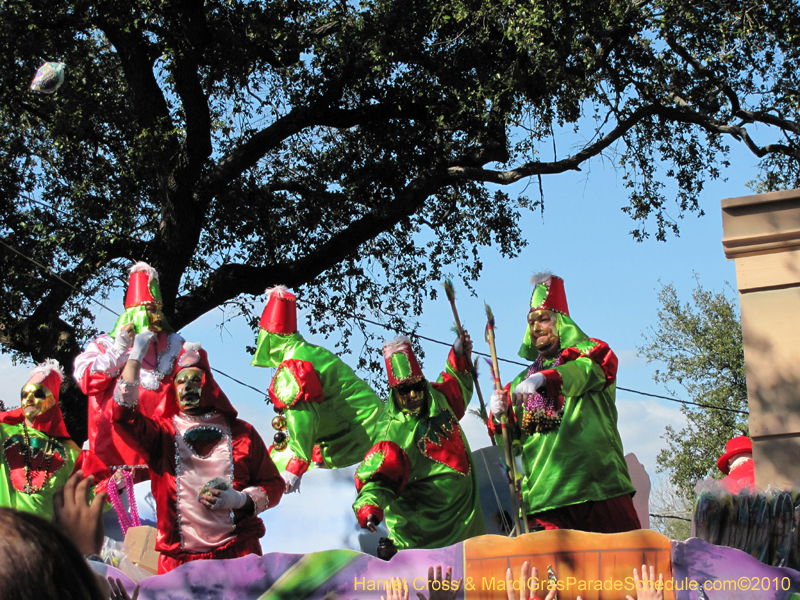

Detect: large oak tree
[1, 0, 798, 440]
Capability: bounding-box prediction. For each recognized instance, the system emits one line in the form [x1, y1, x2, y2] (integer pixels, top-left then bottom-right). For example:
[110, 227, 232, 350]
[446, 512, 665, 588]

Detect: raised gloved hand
[490, 389, 508, 415]
[128, 330, 157, 363]
[453, 329, 473, 357]
[200, 487, 247, 510]
[512, 373, 546, 405]
[112, 324, 135, 355]
[283, 471, 302, 494]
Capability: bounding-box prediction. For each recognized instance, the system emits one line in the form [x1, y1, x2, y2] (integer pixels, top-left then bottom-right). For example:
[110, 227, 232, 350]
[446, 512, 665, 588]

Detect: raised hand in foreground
[576, 564, 665, 600]
[416, 565, 463, 600]
[505, 561, 557, 600]
[108, 578, 140, 600]
[380, 577, 409, 600]
[52, 470, 107, 557]
[626, 565, 664, 600]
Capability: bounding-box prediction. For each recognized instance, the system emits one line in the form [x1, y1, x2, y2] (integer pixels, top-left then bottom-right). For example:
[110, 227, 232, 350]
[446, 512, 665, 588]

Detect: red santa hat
[258, 286, 298, 335]
[124, 262, 162, 309]
[0, 360, 71, 438]
[172, 342, 238, 418]
[717, 436, 753, 475]
[383, 336, 424, 388]
[529, 272, 569, 316]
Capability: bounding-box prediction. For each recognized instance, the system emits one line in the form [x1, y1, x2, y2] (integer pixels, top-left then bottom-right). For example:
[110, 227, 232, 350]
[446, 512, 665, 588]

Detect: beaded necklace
[521, 352, 564, 435]
[20, 420, 56, 494]
[107, 470, 141, 535]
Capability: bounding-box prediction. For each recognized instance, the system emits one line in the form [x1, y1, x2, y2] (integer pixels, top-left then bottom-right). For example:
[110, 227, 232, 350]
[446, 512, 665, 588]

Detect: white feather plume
[383, 335, 412, 358]
[530, 271, 556, 286]
[130, 261, 159, 281]
[265, 285, 289, 298]
[29, 359, 64, 382]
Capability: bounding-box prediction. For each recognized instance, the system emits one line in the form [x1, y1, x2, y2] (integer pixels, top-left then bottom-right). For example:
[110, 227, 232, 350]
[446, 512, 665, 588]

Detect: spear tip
[484, 302, 495, 327]
[443, 278, 456, 302]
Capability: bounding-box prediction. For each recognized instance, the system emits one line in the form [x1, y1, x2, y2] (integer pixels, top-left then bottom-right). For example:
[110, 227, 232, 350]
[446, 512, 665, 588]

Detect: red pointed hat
[124, 262, 163, 309]
[717, 436, 753, 475]
[529, 273, 569, 316]
[258, 286, 297, 335]
[383, 336, 424, 388]
[172, 342, 238, 418]
[0, 360, 70, 439]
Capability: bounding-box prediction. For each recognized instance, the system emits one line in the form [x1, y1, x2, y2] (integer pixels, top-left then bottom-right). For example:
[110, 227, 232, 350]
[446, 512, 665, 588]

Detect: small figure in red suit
[718, 436, 755, 493]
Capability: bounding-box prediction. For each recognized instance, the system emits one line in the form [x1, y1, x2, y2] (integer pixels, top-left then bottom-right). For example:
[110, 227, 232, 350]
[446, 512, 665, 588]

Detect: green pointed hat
[519, 273, 587, 361]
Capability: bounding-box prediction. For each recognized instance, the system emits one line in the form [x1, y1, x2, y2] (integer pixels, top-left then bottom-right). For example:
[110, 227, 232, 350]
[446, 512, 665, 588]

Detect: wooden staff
[484, 302, 525, 536]
[443, 279, 495, 446]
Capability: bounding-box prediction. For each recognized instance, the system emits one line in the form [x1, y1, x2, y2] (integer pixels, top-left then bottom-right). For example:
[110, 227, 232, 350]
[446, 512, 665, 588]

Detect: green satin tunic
[251, 330, 384, 470]
[0, 422, 81, 520]
[353, 350, 485, 549]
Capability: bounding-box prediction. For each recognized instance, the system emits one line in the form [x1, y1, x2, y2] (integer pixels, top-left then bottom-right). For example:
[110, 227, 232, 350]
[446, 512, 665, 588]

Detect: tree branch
[95, 15, 175, 144]
[173, 169, 453, 326]
[447, 104, 659, 183]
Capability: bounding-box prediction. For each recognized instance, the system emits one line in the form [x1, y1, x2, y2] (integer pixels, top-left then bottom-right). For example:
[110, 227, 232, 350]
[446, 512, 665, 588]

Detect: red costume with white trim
[111, 343, 284, 573]
[74, 263, 183, 474]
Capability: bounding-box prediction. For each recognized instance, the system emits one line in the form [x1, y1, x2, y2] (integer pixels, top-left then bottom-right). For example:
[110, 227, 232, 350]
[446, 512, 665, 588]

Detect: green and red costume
[353, 338, 485, 550]
[1, 362, 108, 520]
[489, 275, 638, 532]
[251, 288, 384, 477]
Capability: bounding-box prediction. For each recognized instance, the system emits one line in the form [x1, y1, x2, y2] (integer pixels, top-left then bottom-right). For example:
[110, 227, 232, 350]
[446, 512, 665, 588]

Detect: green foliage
[0, 0, 798, 439]
[639, 278, 748, 498]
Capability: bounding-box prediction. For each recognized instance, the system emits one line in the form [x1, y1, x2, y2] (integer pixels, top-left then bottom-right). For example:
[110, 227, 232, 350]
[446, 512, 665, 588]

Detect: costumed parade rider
[352, 333, 486, 550]
[250, 286, 384, 493]
[75, 262, 184, 480]
[718, 436, 756, 493]
[489, 273, 639, 532]
[1, 361, 108, 519]
[111, 335, 284, 573]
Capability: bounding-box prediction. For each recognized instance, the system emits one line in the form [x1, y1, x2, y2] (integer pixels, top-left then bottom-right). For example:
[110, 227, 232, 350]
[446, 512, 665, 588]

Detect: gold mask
[174, 367, 204, 411]
[394, 380, 427, 413]
[144, 301, 165, 332]
[528, 309, 560, 358]
[20, 382, 56, 420]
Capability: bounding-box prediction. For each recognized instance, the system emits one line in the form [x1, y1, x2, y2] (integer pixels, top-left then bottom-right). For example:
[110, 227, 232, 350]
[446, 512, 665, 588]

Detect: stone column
[721, 188, 800, 489]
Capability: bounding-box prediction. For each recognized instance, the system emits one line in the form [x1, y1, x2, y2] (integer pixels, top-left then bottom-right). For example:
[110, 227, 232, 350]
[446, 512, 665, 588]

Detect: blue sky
[0, 138, 758, 553]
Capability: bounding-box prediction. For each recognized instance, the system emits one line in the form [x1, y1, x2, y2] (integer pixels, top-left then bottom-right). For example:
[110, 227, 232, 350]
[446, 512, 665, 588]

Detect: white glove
[284, 472, 302, 494]
[209, 487, 247, 510]
[512, 373, 546, 405]
[128, 330, 157, 362]
[490, 390, 508, 415]
[112, 328, 135, 355]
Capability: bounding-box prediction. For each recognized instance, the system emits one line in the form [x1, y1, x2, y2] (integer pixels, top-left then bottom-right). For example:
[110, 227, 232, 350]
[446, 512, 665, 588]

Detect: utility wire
[345, 313, 749, 416]
[1, 237, 749, 416]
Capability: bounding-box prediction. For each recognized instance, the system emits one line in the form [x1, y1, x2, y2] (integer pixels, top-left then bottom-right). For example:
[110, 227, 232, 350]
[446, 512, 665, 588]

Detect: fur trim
[129, 261, 159, 281]
[182, 342, 202, 352]
[383, 335, 412, 359]
[265, 285, 289, 298]
[29, 359, 65, 383]
[530, 271, 556, 286]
